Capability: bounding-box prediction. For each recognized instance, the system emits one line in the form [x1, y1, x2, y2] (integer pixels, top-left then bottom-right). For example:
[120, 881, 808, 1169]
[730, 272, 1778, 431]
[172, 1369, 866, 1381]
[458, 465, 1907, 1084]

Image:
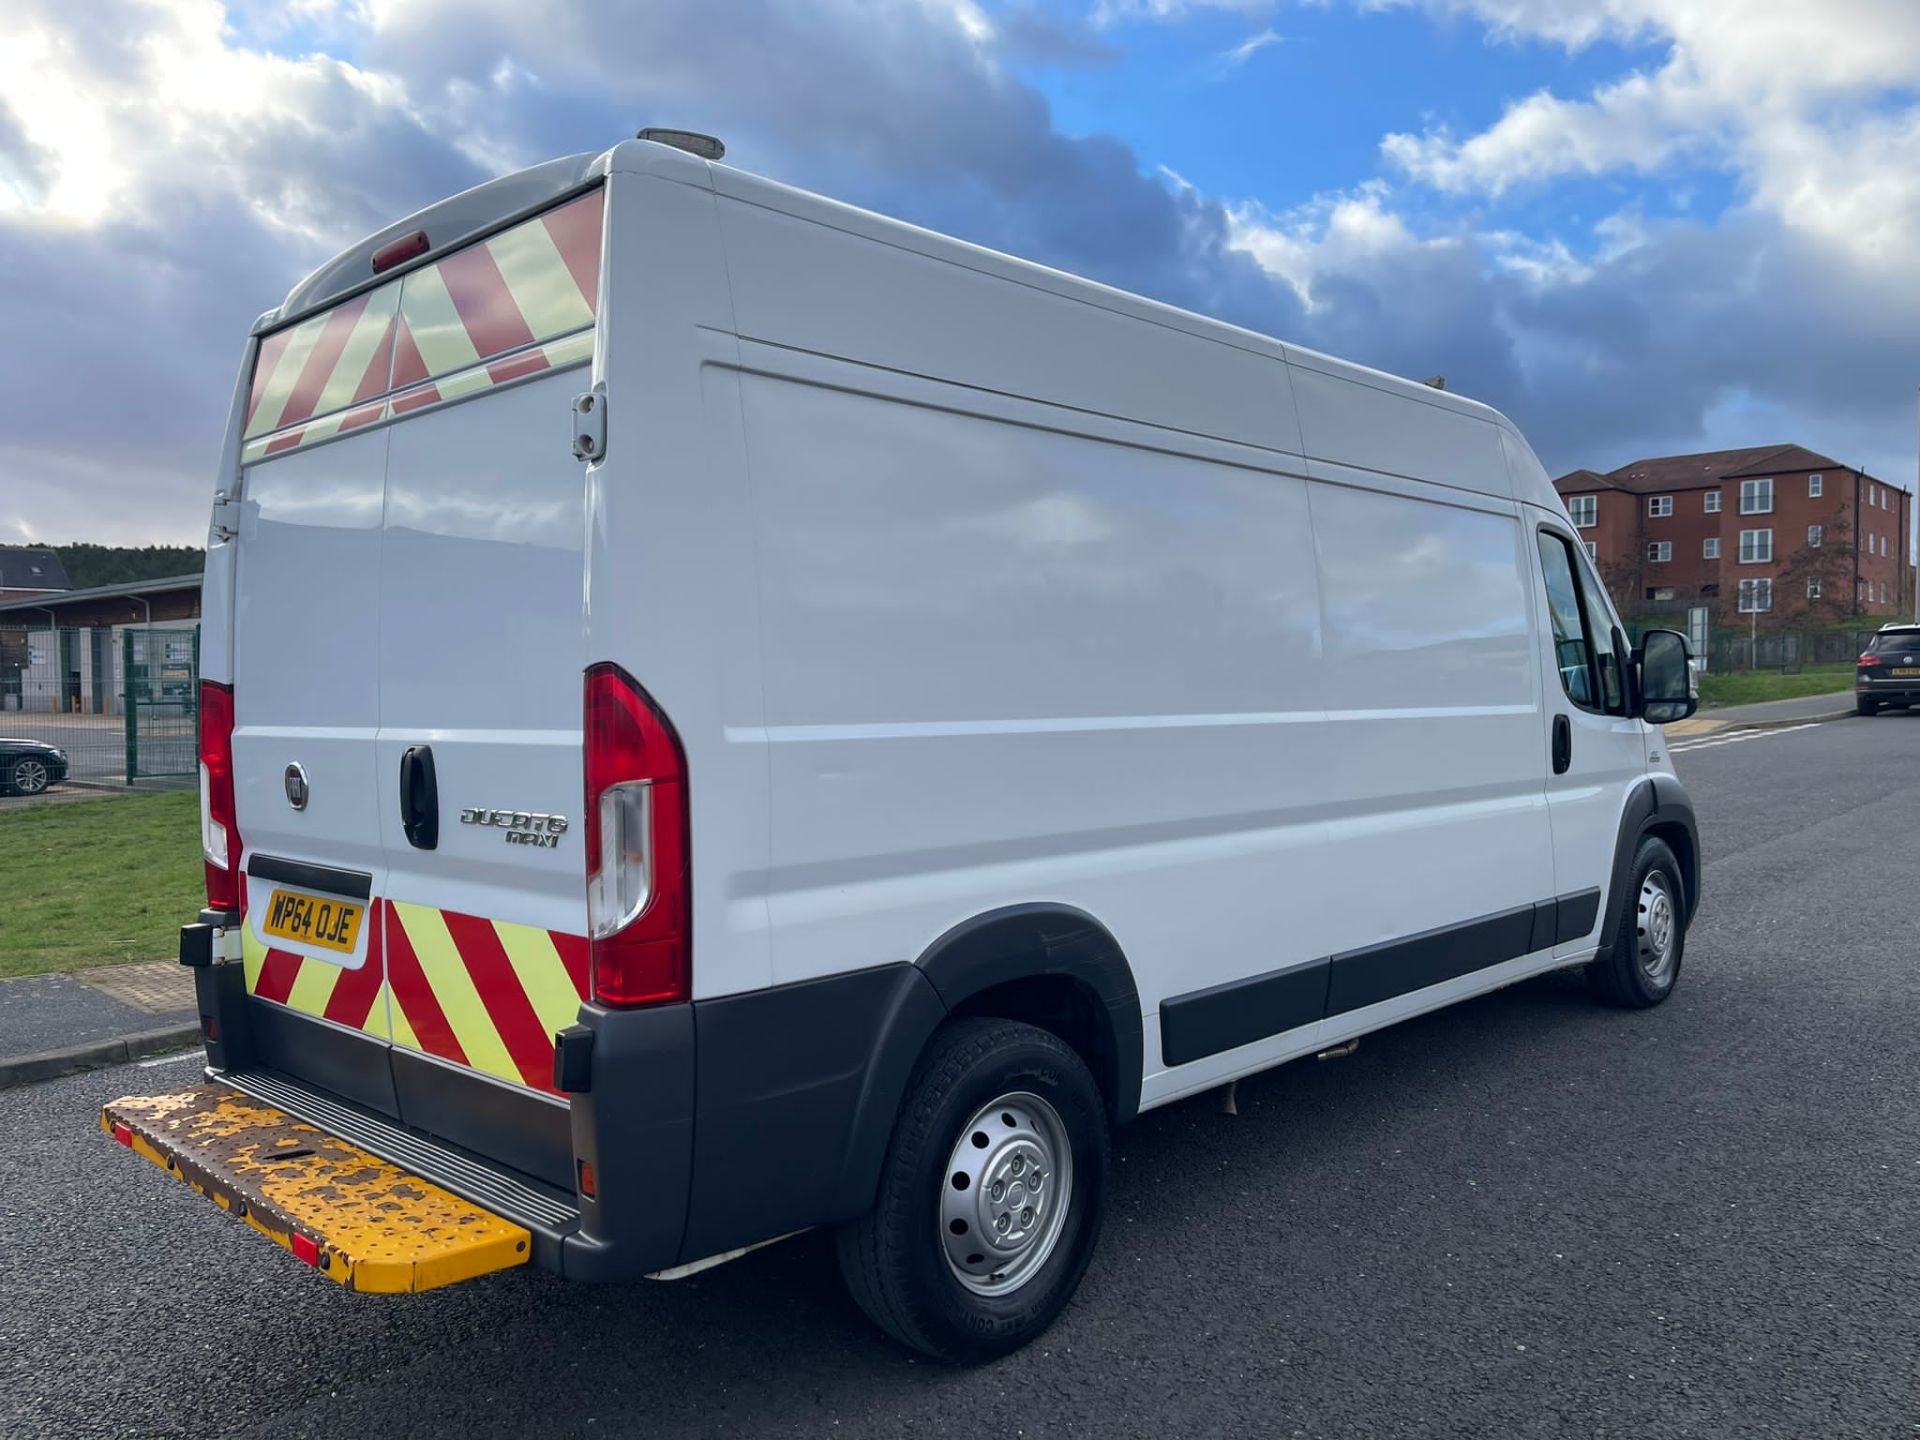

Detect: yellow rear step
[103, 1084, 531, 1293]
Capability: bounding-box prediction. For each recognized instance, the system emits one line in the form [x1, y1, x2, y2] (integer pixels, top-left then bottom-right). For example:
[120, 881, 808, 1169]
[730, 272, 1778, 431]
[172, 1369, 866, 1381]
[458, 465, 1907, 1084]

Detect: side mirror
[1635, 628, 1697, 724]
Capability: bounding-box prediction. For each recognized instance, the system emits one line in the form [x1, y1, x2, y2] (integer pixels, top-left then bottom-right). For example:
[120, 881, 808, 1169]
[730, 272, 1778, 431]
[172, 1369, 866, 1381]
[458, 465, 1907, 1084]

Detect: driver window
[1536, 532, 1598, 710]
[1574, 548, 1626, 714]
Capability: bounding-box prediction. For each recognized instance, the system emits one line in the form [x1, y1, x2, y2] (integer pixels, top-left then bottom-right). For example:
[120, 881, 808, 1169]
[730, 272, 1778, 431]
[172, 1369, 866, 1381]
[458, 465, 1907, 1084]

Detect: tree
[15, 543, 205, 590]
[1771, 502, 1856, 628]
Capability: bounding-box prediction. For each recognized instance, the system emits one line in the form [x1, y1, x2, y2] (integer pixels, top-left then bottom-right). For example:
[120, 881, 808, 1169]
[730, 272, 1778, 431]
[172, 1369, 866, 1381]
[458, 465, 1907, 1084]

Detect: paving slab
[0, 965, 197, 1089]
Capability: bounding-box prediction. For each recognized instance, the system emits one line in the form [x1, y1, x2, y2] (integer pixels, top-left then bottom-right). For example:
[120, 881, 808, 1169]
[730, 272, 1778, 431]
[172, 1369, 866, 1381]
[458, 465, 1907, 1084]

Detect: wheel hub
[1636, 872, 1677, 984]
[940, 1092, 1073, 1296]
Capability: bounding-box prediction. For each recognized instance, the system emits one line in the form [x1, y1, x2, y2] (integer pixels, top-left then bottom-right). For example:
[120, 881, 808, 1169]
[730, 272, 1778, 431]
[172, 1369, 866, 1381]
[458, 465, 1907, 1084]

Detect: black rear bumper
[1857, 680, 1920, 705]
[182, 922, 943, 1282]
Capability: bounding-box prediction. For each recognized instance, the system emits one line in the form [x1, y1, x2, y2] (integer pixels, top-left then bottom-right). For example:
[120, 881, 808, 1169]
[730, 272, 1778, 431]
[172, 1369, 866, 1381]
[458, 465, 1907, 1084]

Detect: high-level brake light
[583, 663, 689, 1007]
[199, 681, 241, 911]
[371, 230, 430, 273]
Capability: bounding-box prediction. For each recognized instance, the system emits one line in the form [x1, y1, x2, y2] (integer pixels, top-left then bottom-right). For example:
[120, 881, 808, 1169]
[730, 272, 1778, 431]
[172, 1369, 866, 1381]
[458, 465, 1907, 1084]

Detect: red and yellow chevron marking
[384, 901, 588, 1096]
[242, 897, 589, 1096]
[241, 187, 603, 466]
[242, 898, 393, 1039]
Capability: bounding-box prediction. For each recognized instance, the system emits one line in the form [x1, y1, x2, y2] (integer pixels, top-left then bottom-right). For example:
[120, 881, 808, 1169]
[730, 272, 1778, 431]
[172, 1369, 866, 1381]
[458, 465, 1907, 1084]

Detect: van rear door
[229, 188, 606, 1162]
[370, 190, 605, 1161]
[231, 283, 406, 1106]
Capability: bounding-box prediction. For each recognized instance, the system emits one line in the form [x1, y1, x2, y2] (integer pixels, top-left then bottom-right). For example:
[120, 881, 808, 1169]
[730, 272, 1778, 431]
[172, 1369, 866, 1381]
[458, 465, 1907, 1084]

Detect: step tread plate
[104, 1083, 532, 1293]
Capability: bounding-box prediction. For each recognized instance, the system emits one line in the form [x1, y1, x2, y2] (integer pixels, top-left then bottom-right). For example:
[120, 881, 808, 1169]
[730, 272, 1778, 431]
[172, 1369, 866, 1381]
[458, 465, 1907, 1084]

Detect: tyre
[836, 1017, 1110, 1363]
[8, 756, 50, 796]
[1587, 836, 1686, 1008]
[1857, 697, 1879, 716]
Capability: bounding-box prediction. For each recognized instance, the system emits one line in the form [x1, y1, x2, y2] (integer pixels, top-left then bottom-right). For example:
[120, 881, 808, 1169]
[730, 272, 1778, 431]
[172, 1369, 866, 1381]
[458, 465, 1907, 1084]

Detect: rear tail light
[198, 681, 241, 911]
[1858, 653, 1882, 667]
[583, 663, 689, 1007]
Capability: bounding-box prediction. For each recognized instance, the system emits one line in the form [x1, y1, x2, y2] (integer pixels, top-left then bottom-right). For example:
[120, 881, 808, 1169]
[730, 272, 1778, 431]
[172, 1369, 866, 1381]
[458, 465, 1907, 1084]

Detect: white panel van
[107, 132, 1701, 1362]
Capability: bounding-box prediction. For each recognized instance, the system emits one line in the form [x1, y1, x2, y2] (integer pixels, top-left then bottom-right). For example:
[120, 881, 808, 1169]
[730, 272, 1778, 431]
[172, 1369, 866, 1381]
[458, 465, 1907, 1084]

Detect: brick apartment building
[1553, 445, 1914, 625]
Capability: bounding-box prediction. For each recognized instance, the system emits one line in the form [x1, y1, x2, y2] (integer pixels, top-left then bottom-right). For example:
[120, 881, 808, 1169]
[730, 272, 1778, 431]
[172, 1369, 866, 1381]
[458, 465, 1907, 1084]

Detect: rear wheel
[1857, 697, 1879, 716]
[1587, 837, 1686, 1008]
[836, 1017, 1109, 1363]
[8, 756, 50, 795]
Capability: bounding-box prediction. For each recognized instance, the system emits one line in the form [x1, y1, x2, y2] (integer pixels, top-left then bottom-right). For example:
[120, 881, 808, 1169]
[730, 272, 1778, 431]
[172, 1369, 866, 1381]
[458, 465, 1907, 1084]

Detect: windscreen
[1869, 632, 1920, 654]
[241, 188, 604, 463]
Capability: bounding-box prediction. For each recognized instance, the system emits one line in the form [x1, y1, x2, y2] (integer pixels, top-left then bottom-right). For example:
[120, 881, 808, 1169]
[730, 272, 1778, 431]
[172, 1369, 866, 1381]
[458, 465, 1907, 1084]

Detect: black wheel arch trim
[1597, 775, 1701, 954]
[911, 903, 1143, 1124]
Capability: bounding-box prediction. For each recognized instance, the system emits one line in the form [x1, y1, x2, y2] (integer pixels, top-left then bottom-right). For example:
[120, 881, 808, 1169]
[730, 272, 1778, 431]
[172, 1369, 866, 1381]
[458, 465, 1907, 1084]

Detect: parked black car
[1855, 624, 1920, 715]
[0, 739, 68, 796]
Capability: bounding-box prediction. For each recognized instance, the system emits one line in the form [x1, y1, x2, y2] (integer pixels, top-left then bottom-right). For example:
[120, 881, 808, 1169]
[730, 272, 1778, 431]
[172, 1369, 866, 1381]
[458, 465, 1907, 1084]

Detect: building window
[1704, 490, 1722, 513]
[1807, 576, 1822, 600]
[1738, 528, 1773, 563]
[1808, 473, 1823, 497]
[1740, 477, 1774, 514]
[1648, 495, 1673, 518]
[1808, 525, 1822, 547]
[1738, 577, 1772, 613]
[1882, 581, 1890, 604]
[1703, 538, 1720, 559]
[1647, 541, 1672, 563]
[1566, 495, 1597, 528]
[1583, 540, 1597, 561]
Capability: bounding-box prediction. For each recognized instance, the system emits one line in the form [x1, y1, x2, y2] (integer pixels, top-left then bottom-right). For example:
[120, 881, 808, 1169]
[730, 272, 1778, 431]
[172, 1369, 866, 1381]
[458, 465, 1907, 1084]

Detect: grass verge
[1698, 664, 1855, 708]
[0, 791, 201, 979]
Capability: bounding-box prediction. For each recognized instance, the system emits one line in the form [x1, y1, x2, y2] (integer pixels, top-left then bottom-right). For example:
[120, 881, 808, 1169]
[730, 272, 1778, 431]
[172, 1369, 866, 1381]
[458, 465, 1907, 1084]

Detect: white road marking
[1669, 721, 1824, 755]
[136, 1051, 202, 1068]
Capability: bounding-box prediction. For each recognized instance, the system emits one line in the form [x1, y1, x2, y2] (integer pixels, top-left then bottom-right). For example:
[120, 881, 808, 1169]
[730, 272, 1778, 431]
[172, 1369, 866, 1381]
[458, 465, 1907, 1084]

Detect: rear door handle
[1551, 715, 1572, 775]
[399, 745, 439, 850]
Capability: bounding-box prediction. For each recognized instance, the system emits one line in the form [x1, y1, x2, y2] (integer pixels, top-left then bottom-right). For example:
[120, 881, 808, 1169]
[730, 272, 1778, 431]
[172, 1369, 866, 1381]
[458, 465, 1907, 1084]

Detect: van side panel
[1291, 363, 1515, 500]
[587, 168, 774, 1005]
[735, 356, 1339, 1020]
[1302, 472, 1555, 994]
[713, 185, 1303, 457]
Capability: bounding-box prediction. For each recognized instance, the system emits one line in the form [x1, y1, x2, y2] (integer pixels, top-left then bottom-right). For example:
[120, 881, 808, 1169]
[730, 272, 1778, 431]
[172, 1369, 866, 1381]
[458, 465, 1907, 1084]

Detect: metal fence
[1621, 622, 1899, 674]
[0, 623, 201, 800]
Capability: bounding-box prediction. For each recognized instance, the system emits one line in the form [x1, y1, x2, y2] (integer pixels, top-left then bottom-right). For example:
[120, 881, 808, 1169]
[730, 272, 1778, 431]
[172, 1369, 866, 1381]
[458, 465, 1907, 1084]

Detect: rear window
[241, 188, 605, 463]
[1869, 632, 1920, 654]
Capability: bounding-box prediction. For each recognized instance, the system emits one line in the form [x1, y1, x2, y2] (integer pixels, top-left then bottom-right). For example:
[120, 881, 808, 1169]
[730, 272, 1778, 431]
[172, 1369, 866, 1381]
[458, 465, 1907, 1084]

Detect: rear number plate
[261, 889, 364, 954]
[1892, 668, 1920, 676]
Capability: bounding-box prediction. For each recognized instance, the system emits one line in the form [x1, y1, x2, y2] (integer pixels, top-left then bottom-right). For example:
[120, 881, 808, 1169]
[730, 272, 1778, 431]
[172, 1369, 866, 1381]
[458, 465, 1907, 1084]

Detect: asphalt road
[5, 713, 1919, 1439]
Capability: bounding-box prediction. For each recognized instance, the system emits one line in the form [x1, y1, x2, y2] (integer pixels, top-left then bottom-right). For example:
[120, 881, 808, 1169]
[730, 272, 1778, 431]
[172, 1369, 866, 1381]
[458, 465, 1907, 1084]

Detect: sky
[4, 0, 1920, 546]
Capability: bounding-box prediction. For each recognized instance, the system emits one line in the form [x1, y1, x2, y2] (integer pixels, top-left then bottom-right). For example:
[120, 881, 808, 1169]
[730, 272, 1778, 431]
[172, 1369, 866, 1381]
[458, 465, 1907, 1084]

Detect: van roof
[275, 137, 1546, 505]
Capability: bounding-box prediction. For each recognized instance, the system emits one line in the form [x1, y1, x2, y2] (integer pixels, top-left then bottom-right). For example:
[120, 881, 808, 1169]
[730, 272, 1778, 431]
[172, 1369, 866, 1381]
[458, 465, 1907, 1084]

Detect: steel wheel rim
[13, 759, 47, 794]
[1636, 871, 1677, 985]
[940, 1091, 1074, 1297]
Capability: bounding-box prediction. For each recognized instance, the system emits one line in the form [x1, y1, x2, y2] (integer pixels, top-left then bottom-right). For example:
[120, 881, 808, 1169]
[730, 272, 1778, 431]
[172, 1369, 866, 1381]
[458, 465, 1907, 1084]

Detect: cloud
[0, 0, 1309, 542]
[2, 0, 1917, 549]
[1091, 0, 1274, 23]
[1213, 27, 1284, 77]
[1377, 0, 1920, 269]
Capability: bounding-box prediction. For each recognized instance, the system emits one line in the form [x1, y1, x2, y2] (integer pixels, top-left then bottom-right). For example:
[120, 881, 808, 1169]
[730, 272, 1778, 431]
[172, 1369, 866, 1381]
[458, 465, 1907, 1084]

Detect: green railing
[123, 627, 200, 783]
